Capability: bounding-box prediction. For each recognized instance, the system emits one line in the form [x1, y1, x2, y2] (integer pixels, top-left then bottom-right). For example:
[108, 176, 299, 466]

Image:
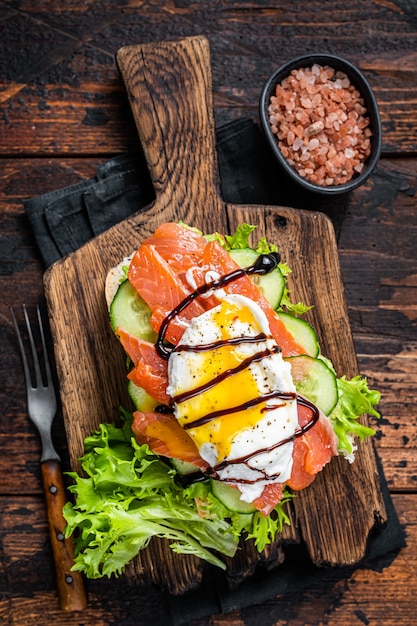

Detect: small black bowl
[259, 54, 382, 195]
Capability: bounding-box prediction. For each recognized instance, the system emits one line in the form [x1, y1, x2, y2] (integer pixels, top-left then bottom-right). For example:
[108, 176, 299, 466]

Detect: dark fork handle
[41, 460, 88, 611]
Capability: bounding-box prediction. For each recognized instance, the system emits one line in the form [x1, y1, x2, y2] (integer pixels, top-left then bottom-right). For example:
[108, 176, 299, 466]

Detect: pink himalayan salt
[268, 64, 372, 187]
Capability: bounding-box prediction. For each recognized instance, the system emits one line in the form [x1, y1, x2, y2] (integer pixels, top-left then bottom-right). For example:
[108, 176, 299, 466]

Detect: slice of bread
[104, 254, 134, 309]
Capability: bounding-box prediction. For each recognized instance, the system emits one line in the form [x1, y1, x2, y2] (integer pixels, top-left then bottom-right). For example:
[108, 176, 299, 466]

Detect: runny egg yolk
[178, 347, 267, 462]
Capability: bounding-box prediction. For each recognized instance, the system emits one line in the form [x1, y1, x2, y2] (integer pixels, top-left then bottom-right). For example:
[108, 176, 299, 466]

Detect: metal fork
[11, 306, 87, 612]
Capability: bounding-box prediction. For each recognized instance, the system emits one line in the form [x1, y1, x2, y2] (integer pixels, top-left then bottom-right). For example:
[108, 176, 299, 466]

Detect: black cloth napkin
[24, 118, 406, 623]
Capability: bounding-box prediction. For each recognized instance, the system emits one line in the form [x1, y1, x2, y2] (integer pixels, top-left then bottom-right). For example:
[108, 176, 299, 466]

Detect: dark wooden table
[1, 2, 416, 625]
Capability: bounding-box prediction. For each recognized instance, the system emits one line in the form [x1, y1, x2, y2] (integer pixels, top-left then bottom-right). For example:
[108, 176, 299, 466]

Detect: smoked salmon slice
[132, 410, 209, 470]
[287, 402, 338, 491]
[128, 243, 206, 345]
[253, 483, 285, 517]
[116, 328, 170, 405]
[137, 221, 210, 272]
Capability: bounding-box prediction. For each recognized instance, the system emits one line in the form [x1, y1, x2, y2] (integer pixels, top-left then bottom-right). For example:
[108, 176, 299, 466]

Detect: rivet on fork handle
[41, 459, 88, 611]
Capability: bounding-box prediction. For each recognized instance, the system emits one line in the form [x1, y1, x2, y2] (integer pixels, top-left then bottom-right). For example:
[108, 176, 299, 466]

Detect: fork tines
[11, 305, 59, 463]
[11, 305, 55, 395]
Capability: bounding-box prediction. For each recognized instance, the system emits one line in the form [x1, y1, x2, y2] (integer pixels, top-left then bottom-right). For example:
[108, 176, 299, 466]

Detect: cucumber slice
[211, 479, 256, 514]
[171, 458, 201, 476]
[278, 312, 320, 357]
[286, 355, 338, 416]
[127, 380, 158, 412]
[110, 280, 157, 343]
[229, 248, 285, 310]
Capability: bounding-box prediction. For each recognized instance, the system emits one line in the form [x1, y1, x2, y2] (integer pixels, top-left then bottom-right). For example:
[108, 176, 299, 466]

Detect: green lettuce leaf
[245, 491, 294, 552]
[329, 375, 381, 457]
[64, 415, 291, 578]
[224, 223, 257, 249]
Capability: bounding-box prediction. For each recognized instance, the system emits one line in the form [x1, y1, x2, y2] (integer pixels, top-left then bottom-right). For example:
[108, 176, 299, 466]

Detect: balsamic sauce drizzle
[175, 332, 269, 353]
[213, 395, 319, 477]
[155, 252, 280, 359]
[153, 251, 322, 486]
[181, 388, 295, 430]
[173, 345, 282, 406]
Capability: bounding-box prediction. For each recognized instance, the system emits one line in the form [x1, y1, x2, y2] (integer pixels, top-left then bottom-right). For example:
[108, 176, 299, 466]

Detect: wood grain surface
[1, 1, 416, 623]
[1, 1, 417, 155]
[43, 36, 386, 594]
[0, 494, 413, 626]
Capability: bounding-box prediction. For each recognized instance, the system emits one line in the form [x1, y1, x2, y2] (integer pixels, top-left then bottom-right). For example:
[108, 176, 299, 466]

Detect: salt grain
[293, 137, 303, 151]
[269, 64, 372, 186]
[287, 130, 295, 145]
[307, 121, 324, 136]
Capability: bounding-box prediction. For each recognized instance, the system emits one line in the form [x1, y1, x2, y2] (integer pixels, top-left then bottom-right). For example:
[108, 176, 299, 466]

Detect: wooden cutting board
[43, 35, 386, 596]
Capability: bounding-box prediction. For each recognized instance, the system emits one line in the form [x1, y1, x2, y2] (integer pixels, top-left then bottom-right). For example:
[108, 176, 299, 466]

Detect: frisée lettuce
[63, 411, 292, 577]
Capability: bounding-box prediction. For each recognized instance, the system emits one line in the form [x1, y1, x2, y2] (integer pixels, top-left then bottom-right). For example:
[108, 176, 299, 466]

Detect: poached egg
[167, 291, 299, 503]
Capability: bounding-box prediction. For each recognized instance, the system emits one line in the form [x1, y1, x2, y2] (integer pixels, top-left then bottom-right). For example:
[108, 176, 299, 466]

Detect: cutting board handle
[116, 36, 224, 225]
